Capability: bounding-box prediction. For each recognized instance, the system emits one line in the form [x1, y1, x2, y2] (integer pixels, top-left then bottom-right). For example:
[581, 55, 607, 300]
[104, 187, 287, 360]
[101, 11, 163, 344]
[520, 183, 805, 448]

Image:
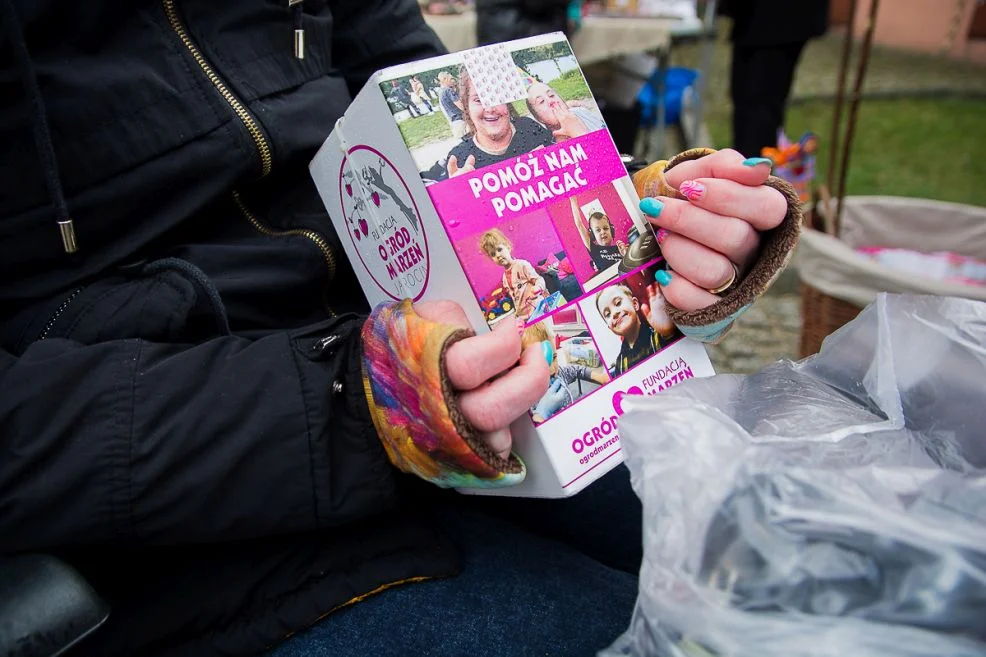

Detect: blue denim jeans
[267, 465, 643, 657]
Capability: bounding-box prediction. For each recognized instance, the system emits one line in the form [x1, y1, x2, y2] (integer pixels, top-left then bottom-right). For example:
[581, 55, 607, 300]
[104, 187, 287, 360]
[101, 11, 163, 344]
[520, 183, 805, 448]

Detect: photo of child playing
[581, 265, 680, 377]
[548, 178, 655, 291]
[570, 196, 627, 274]
[479, 228, 563, 323]
[521, 315, 609, 425]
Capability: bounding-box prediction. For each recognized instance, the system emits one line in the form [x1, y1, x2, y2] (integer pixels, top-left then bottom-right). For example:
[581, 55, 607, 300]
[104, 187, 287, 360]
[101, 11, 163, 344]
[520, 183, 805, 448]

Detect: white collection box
[310, 33, 714, 497]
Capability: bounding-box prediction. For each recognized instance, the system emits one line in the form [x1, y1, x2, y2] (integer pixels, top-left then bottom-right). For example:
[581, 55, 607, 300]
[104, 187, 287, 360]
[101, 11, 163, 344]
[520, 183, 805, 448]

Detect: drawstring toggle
[58, 219, 78, 254]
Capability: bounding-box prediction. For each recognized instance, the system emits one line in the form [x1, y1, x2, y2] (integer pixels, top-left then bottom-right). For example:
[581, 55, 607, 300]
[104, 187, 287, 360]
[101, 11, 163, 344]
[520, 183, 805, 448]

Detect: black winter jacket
[1, 1, 459, 654]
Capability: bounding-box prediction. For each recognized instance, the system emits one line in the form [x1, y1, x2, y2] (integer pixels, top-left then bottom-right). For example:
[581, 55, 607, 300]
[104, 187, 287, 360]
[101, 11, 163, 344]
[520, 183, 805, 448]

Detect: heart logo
[345, 183, 353, 197]
[359, 218, 369, 236]
[353, 228, 361, 242]
[371, 192, 381, 207]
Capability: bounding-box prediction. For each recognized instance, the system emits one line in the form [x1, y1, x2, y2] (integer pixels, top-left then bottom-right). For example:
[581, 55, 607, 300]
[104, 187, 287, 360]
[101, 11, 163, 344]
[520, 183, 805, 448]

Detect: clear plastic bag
[603, 294, 986, 657]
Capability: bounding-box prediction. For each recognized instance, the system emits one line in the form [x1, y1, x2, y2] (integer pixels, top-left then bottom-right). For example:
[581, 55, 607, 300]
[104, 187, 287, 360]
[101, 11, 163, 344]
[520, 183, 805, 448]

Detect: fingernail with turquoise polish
[639, 197, 664, 217]
[654, 270, 672, 286]
[742, 157, 773, 168]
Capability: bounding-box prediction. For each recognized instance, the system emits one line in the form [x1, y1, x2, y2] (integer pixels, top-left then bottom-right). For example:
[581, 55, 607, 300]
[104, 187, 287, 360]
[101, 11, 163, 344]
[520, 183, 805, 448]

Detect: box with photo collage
[310, 33, 715, 498]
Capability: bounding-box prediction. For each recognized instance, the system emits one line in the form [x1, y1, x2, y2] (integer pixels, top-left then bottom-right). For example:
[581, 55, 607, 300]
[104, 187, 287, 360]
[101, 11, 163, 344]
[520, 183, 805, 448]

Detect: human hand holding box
[309, 33, 715, 498]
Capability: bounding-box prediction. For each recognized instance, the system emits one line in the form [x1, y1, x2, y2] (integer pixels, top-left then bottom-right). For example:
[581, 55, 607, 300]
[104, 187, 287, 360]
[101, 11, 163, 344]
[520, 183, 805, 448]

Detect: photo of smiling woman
[579, 264, 680, 378]
[444, 68, 556, 179]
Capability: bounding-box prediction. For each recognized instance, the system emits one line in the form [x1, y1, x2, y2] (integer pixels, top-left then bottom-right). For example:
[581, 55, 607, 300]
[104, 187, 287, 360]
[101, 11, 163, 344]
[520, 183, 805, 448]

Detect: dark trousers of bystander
[730, 41, 807, 159]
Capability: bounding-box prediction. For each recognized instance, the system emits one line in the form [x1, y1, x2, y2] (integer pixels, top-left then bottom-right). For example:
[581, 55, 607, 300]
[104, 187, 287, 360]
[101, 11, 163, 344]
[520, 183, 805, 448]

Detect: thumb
[481, 427, 512, 461]
[447, 155, 459, 174]
[465, 154, 476, 169]
[552, 129, 567, 140]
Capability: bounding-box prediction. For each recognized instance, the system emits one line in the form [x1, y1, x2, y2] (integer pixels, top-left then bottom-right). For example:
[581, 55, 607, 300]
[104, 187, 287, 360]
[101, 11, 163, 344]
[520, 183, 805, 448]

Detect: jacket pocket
[38, 257, 231, 346]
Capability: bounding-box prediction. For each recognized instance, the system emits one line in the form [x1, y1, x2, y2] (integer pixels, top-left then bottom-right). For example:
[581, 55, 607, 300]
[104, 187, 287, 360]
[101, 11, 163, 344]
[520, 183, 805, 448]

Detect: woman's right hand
[416, 301, 548, 459]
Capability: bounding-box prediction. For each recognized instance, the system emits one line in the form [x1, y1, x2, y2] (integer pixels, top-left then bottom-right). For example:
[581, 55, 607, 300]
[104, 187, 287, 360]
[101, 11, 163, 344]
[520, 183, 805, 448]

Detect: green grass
[706, 97, 986, 207]
[550, 69, 592, 102]
[396, 112, 451, 150]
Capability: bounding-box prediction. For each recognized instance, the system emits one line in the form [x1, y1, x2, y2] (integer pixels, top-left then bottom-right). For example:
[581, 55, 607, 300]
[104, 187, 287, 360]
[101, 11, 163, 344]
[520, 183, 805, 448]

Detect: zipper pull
[290, 0, 304, 60]
[313, 334, 340, 354]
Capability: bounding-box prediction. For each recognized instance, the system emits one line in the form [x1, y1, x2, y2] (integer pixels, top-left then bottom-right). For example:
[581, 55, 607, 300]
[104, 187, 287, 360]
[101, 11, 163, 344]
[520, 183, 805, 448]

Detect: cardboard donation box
[310, 34, 714, 498]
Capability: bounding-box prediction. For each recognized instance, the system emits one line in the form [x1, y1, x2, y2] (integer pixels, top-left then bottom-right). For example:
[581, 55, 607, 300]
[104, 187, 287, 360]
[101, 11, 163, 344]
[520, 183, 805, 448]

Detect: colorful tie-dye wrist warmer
[632, 148, 802, 344]
[361, 300, 526, 489]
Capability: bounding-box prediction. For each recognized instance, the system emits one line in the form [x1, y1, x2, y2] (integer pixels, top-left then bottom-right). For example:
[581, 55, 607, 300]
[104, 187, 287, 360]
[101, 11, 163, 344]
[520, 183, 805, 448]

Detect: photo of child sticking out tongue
[525, 81, 604, 142]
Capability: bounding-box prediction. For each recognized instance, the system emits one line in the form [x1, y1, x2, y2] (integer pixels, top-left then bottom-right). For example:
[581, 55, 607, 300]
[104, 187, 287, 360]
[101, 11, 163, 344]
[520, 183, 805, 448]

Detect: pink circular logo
[612, 386, 644, 416]
[338, 146, 429, 302]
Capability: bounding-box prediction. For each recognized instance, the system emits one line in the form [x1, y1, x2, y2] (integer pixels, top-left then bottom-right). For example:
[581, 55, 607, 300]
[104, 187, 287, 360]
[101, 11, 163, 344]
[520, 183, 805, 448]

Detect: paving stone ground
[705, 290, 802, 374]
[702, 269, 803, 374]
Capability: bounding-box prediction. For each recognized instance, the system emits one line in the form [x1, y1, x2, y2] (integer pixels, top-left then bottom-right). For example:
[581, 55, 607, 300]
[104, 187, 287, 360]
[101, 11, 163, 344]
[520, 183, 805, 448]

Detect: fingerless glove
[361, 300, 526, 488]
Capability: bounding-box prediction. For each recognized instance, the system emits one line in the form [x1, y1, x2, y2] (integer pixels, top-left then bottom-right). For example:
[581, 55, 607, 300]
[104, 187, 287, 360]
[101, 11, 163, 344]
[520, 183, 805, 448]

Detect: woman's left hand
[639, 149, 787, 311]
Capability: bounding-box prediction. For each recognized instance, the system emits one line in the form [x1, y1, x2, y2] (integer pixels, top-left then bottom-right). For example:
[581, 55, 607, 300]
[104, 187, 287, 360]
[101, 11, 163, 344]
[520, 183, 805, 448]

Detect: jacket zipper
[38, 287, 84, 340]
[163, 0, 337, 313]
[231, 191, 337, 284]
[162, 0, 272, 177]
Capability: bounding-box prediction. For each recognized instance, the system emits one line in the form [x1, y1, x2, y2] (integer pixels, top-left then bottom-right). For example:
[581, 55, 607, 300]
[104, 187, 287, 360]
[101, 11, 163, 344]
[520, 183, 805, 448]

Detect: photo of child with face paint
[587, 268, 678, 377]
[445, 68, 555, 178]
[570, 196, 627, 273]
[521, 318, 609, 425]
[479, 228, 558, 323]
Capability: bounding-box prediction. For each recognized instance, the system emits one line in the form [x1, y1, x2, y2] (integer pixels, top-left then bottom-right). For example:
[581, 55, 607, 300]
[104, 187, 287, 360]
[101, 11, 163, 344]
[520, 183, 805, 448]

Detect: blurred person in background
[721, 0, 830, 158]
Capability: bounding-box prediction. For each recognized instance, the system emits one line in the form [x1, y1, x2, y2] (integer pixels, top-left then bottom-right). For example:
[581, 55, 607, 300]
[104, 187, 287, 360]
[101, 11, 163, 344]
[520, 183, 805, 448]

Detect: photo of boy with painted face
[594, 274, 677, 377]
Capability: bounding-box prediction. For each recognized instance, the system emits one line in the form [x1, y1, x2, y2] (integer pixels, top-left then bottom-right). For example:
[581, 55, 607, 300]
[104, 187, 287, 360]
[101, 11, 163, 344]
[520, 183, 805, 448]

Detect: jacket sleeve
[0, 315, 397, 553]
[329, 0, 448, 97]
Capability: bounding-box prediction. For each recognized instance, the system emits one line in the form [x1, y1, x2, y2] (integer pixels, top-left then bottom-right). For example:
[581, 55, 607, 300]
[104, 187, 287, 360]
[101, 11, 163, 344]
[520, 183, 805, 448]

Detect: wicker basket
[798, 282, 861, 359]
[797, 196, 986, 359]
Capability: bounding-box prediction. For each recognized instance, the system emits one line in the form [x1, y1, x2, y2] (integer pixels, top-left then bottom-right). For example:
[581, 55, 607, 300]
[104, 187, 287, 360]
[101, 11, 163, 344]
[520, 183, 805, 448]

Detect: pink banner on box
[428, 130, 629, 238]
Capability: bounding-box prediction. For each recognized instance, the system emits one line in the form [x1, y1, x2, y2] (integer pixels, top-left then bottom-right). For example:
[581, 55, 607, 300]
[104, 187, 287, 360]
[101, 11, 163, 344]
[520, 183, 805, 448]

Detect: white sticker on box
[462, 43, 527, 107]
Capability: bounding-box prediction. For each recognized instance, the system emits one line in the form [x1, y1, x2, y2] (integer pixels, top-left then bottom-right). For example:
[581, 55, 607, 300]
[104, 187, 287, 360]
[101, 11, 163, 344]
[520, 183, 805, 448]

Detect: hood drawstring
[1, 0, 78, 254]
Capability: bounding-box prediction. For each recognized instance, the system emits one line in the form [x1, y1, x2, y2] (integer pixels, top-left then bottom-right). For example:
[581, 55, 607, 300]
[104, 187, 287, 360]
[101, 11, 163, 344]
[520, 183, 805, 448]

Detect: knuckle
[469, 398, 504, 432]
[722, 220, 758, 255]
[448, 346, 482, 389]
[697, 257, 730, 286]
[661, 200, 687, 231]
